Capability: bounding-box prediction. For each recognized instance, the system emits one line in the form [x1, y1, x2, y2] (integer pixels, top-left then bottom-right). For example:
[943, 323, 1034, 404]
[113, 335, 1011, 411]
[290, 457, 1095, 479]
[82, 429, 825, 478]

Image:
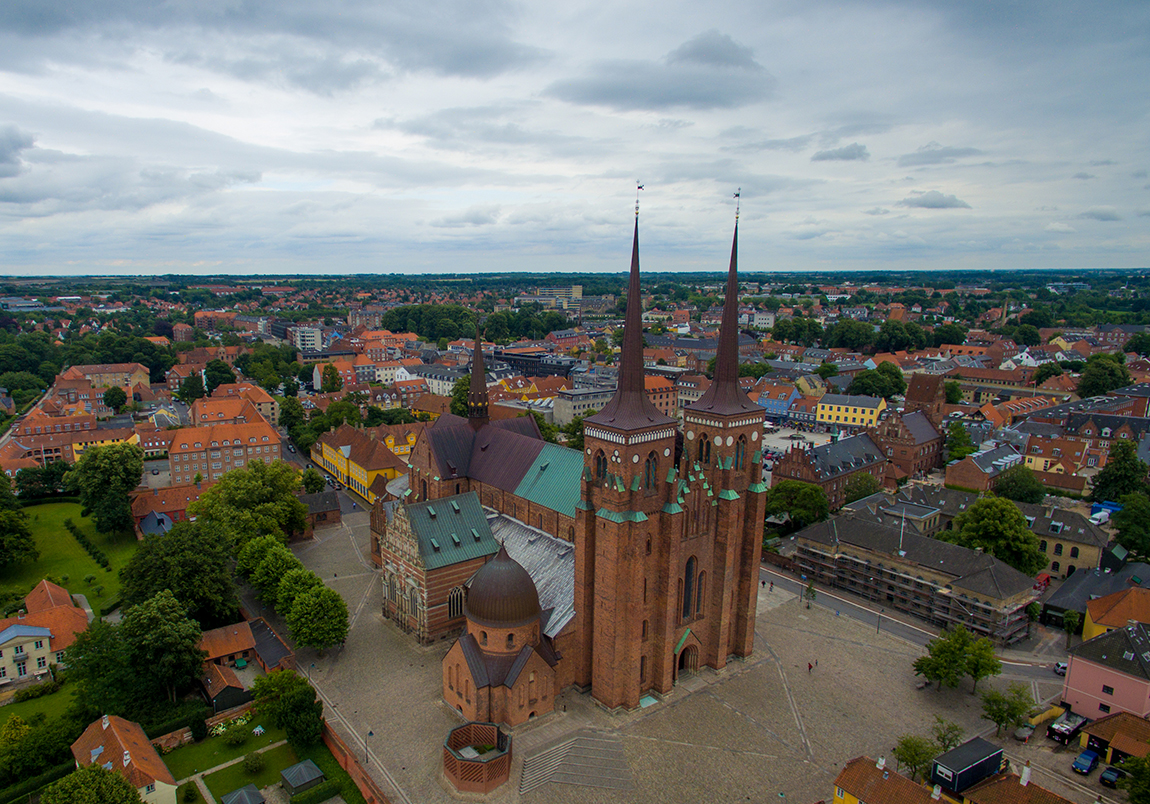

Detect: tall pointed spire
[467, 319, 489, 430]
[585, 201, 674, 430]
[687, 200, 758, 416]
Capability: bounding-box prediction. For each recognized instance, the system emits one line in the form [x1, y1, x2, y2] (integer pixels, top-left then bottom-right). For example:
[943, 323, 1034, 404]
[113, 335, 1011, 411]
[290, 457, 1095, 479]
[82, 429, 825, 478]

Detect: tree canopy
[1114, 492, 1150, 559]
[41, 764, 143, 804]
[118, 590, 207, 703]
[946, 422, 976, 461]
[102, 386, 127, 413]
[1077, 353, 1131, 398]
[843, 473, 881, 505]
[65, 442, 144, 533]
[765, 480, 829, 531]
[946, 496, 1046, 575]
[320, 363, 343, 393]
[993, 464, 1046, 504]
[204, 359, 236, 393]
[252, 670, 325, 748]
[287, 585, 350, 652]
[188, 459, 308, 551]
[1091, 439, 1149, 503]
[980, 683, 1033, 737]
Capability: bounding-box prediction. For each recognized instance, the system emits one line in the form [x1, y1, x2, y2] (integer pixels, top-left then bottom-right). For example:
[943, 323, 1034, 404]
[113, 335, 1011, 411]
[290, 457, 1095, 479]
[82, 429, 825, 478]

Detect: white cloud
[1044, 222, 1075, 232]
[898, 191, 972, 209]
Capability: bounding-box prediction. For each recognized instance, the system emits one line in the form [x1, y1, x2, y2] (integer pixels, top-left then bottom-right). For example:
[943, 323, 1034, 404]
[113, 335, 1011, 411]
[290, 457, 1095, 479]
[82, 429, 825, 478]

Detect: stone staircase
[519, 731, 632, 795]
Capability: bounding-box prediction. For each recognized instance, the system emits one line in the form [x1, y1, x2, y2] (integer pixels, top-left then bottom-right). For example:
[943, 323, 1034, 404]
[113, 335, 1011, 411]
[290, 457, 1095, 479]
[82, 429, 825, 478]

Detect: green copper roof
[665, 466, 676, 483]
[663, 502, 684, 514]
[575, 498, 594, 511]
[748, 481, 768, 494]
[675, 628, 692, 654]
[718, 489, 740, 501]
[406, 491, 498, 571]
[596, 508, 649, 523]
[751, 450, 762, 464]
[513, 442, 585, 519]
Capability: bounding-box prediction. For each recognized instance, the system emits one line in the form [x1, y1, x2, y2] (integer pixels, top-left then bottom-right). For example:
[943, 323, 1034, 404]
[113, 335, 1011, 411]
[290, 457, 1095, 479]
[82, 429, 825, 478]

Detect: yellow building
[833, 757, 935, 804]
[311, 423, 410, 504]
[795, 374, 827, 397]
[70, 427, 140, 460]
[816, 393, 886, 428]
[1083, 588, 1150, 640]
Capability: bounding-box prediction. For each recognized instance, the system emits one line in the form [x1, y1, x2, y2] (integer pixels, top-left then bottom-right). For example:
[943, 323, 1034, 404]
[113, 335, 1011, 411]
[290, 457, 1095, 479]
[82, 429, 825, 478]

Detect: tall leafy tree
[188, 459, 308, 551]
[1091, 440, 1149, 502]
[993, 465, 1046, 504]
[277, 568, 324, 614]
[119, 521, 239, 628]
[450, 375, 470, 416]
[177, 373, 206, 403]
[65, 442, 144, 533]
[288, 585, 350, 652]
[1114, 492, 1150, 558]
[1118, 754, 1150, 802]
[237, 534, 287, 578]
[119, 590, 206, 703]
[0, 503, 37, 569]
[843, 473, 881, 505]
[764, 480, 829, 531]
[946, 422, 976, 461]
[204, 359, 236, 393]
[944, 381, 963, 404]
[966, 636, 1002, 693]
[1063, 609, 1081, 649]
[892, 735, 936, 782]
[41, 764, 142, 804]
[1077, 353, 1131, 398]
[252, 670, 324, 748]
[102, 386, 127, 413]
[251, 544, 304, 604]
[914, 627, 972, 692]
[279, 396, 305, 430]
[320, 363, 343, 393]
[931, 717, 964, 752]
[301, 468, 325, 494]
[946, 496, 1046, 576]
[980, 683, 1033, 737]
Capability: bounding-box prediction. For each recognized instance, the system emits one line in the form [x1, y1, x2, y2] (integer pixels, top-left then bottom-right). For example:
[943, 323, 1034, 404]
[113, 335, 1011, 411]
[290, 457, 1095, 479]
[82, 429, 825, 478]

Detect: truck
[1046, 709, 1089, 745]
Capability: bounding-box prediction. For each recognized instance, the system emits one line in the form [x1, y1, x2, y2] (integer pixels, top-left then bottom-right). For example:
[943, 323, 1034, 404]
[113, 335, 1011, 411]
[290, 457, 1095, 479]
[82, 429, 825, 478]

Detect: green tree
[528, 411, 558, 443]
[892, 734, 936, 782]
[980, 683, 1033, 737]
[277, 568, 324, 614]
[102, 386, 127, 413]
[1032, 362, 1063, 386]
[843, 473, 881, 505]
[914, 626, 972, 692]
[0, 509, 37, 569]
[562, 411, 595, 451]
[188, 460, 308, 551]
[1063, 609, 1081, 649]
[1091, 440, 1150, 502]
[993, 464, 1046, 504]
[279, 396, 305, 430]
[944, 381, 963, 404]
[1114, 492, 1150, 558]
[931, 717, 964, 752]
[288, 585, 350, 651]
[932, 323, 968, 348]
[119, 520, 240, 629]
[64, 621, 137, 715]
[252, 670, 324, 748]
[803, 581, 817, 609]
[966, 636, 1002, 693]
[0, 714, 30, 749]
[203, 359, 236, 394]
[946, 422, 976, 461]
[1125, 333, 1150, 358]
[65, 442, 144, 533]
[1077, 353, 1131, 398]
[1118, 754, 1150, 802]
[41, 764, 142, 804]
[814, 363, 838, 380]
[875, 361, 907, 396]
[320, 363, 343, 394]
[450, 375, 470, 416]
[119, 590, 206, 702]
[947, 496, 1046, 576]
[764, 480, 829, 531]
[236, 534, 286, 578]
[1013, 324, 1040, 346]
[301, 468, 325, 494]
[251, 544, 304, 604]
[177, 373, 206, 403]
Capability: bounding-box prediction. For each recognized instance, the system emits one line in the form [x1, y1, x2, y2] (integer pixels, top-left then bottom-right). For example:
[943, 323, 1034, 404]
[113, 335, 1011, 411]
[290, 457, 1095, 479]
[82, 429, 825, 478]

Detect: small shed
[201, 663, 252, 714]
[930, 737, 1003, 795]
[281, 758, 326, 795]
[221, 784, 265, 804]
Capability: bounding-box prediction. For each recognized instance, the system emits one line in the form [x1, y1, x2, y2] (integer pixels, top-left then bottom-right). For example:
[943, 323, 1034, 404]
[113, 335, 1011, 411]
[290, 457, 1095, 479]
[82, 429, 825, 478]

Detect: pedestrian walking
[769, 581, 774, 592]
[808, 662, 812, 673]
[761, 580, 766, 588]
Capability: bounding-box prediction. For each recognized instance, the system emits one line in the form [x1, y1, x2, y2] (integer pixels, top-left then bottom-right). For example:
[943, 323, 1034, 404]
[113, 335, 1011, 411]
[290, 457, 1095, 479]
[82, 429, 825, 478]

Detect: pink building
[1062, 622, 1150, 718]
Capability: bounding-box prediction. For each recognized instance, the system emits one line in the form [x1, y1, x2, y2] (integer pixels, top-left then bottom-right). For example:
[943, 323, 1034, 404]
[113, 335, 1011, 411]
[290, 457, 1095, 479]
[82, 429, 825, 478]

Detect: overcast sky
[0, 0, 1147, 277]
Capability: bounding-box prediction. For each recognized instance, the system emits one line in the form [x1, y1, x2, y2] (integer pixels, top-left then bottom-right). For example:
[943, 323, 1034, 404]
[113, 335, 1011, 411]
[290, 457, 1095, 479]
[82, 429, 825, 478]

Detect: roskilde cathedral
[371, 205, 766, 722]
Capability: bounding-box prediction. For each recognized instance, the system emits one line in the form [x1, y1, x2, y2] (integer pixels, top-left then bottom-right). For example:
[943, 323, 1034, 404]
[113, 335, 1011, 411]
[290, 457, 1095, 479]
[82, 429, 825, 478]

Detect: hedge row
[100, 597, 122, 617]
[62, 517, 112, 570]
[18, 495, 82, 507]
[0, 762, 74, 804]
[12, 680, 61, 703]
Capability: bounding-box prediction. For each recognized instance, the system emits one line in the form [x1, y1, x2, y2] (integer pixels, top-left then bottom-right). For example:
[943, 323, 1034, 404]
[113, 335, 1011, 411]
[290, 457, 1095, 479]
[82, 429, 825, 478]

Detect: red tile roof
[71, 716, 175, 788]
[199, 621, 256, 661]
[833, 757, 935, 804]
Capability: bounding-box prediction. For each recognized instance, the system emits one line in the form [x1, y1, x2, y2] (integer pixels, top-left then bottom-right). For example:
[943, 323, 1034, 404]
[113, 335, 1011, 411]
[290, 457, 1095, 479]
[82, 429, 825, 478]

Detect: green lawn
[204, 743, 297, 798]
[0, 502, 139, 605]
[164, 724, 289, 781]
[0, 686, 78, 726]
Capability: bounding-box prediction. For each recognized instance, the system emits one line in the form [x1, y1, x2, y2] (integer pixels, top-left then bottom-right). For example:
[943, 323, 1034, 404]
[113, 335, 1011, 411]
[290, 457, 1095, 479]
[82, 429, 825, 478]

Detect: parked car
[288, 445, 296, 453]
[1072, 750, 1100, 775]
[1100, 765, 1127, 788]
[1053, 662, 1068, 676]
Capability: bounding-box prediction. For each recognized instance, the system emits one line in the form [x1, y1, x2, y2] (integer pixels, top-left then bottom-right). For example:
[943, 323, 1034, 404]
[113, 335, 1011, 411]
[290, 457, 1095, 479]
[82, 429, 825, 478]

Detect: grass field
[204, 743, 297, 797]
[0, 502, 139, 605]
[0, 685, 78, 726]
[164, 724, 289, 781]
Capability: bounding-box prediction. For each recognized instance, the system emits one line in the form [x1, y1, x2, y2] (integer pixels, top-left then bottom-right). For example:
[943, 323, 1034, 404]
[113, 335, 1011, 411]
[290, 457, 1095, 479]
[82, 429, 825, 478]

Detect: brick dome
[466, 545, 541, 626]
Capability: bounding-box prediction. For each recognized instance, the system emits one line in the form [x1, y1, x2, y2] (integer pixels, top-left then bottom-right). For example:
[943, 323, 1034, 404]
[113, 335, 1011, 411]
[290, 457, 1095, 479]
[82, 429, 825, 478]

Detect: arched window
[1070, 546, 1079, 558]
[421, 478, 428, 500]
[644, 451, 658, 489]
[698, 434, 711, 465]
[1054, 543, 1063, 556]
[1040, 540, 1047, 552]
[409, 587, 419, 619]
[507, 632, 515, 649]
[735, 436, 746, 471]
[388, 576, 398, 603]
[480, 631, 488, 646]
[1051, 561, 1060, 572]
[696, 571, 706, 615]
[682, 557, 697, 620]
[448, 586, 465, 619]
[594, 450, 607, 479]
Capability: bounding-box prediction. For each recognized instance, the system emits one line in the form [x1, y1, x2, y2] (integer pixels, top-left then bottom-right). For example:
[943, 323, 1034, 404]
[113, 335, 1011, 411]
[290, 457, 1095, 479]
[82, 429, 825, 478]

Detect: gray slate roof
[299, 490, 340, 515]
[487, 514, 575, 638]
[797, 515, 1035, 600]
[1071, 622, 1150, 680]
[821, 393, 884, 409]
[902, 410, 940, 444]
[222, 785, 265, 804]
[804, 433, 884, 479]
[281, 759, 325, 786]
[1045, 563, 1150, 614]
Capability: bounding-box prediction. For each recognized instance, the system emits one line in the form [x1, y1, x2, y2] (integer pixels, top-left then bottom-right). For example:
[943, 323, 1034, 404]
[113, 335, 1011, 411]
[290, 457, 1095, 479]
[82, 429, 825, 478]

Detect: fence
[321, 720, 391, 804]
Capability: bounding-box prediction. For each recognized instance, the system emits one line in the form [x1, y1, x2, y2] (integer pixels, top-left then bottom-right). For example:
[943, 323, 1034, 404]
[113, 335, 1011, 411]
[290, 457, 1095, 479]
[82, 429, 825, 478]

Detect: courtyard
[285, 499, 1112, 804]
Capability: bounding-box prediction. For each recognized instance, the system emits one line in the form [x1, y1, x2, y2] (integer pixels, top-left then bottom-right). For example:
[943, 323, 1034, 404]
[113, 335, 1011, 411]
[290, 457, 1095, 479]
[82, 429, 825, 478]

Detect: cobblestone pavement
[282, 505, 1112, 804]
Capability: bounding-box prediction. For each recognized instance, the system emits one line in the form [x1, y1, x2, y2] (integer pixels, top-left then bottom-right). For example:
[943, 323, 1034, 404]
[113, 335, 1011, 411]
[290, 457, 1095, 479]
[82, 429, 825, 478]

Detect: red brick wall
[321, 720, 391, 804]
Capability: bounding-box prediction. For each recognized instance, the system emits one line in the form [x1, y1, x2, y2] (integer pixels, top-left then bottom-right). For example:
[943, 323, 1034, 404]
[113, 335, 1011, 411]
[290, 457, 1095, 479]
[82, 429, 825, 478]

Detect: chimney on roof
[875, 757, 885, 770]
[123, 750, 130, 766]
[101, 715, 109, 730]
[931, 785, 942, 800]
[1020, 760, 1031, 786]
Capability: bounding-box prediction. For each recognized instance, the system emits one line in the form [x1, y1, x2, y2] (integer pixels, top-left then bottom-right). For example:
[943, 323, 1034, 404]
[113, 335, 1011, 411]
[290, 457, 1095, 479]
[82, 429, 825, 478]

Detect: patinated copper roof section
[467, 319, 489, 430]
[585, 215, 675, 431]
[687, 219, 760, 417]
[466, 544, 542, 626]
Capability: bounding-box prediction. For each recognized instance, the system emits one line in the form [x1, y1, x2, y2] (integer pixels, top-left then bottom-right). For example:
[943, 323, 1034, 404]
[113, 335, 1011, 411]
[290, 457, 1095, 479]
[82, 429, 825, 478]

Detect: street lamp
[366, 729, 374, 763]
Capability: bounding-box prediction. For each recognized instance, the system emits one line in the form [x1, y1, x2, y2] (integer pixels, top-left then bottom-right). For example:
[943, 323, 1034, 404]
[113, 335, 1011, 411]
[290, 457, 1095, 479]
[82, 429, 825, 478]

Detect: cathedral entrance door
[676, 645, 698, 682]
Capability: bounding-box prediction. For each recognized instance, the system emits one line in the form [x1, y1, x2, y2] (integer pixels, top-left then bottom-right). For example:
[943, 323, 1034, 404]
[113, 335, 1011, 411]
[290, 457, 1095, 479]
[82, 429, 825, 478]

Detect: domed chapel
[374, 204, 767, 721]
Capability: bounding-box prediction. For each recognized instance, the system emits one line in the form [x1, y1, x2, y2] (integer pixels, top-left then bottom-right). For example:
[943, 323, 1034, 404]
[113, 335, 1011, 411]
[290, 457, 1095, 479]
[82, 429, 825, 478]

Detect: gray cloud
[898, 191, 972, 209]
[863, 207, 890, 215]
[897, 143, 983, 167]
[1090, 160, 1116, 166]
[1079, 206, 1122, 221]
[724, 134, 813, 153]
[1072, 172, 1095, 179]
[430, 205, 501, 228]
[1133, 170, 1149, 178]
[811, 142, 869, 161]
[546, 31, 774, 111]
[0, 125, 34, 178]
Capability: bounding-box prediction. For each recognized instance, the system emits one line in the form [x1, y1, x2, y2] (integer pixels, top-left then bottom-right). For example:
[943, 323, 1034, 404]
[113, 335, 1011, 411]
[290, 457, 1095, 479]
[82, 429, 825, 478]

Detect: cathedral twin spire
[587, 196, 748, 432]
[467, 320, 489, 430]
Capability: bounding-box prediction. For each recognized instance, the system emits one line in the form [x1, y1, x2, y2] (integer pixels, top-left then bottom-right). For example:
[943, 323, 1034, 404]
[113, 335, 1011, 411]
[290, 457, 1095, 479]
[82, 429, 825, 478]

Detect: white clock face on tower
[751, 431, 758, 441]
[686, 431, 694, 440]
[726, 436, 734, 446]
[632, 455, 639, 463]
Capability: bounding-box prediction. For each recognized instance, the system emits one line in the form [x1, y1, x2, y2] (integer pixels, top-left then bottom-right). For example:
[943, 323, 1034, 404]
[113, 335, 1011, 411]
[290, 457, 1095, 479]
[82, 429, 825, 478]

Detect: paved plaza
[278, 500, 1116, 804]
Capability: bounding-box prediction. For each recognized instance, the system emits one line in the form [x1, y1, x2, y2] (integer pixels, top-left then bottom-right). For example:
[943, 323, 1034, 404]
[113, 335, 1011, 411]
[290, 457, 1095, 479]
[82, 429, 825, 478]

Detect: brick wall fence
[322, 720, 392, 804]
[762, 552, 797, 573]
[152, 702, 256, 752]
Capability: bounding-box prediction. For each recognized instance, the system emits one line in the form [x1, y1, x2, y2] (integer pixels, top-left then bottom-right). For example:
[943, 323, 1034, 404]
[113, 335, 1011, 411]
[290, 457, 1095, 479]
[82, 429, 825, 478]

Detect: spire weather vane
[734, 188, 741, 220]
[636, 182, 644, 215]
